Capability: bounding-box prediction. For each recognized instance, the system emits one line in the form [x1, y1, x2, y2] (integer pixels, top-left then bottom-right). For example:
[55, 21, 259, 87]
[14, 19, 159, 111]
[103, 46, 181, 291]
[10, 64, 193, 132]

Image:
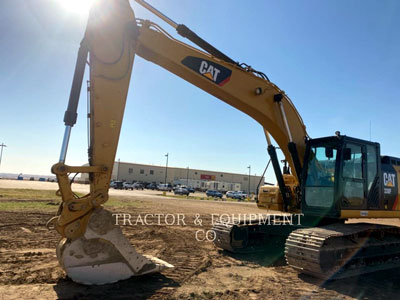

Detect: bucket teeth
[58, 208, 173, 285]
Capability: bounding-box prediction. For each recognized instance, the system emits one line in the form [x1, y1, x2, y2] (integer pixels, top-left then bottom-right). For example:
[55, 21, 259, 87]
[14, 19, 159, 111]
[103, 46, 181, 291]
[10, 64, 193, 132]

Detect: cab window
[342, 143, 364, 208]
[343, 144, 362, 179]
[305, 146, 337, 208]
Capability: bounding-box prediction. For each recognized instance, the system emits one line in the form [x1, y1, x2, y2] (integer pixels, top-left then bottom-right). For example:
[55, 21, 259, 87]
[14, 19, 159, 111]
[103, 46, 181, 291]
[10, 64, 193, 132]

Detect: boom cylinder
[288, 141, 302, 184]
[135, 0, 178, 28]
[59, 39, 89, 163]
[63, 40, 89, 127]
[268, 145, 290, 211]
[59, 126, 72, 163]
[274, 94, 293, 142]
[135, 0, 236, 65]
[274, 94, 302, 182]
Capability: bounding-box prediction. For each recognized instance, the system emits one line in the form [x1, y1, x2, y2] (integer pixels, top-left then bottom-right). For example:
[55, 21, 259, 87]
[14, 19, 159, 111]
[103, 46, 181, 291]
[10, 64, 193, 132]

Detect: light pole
[247, 165, 251, 197]
[164, 153, 169, 184]
[186, 166, 189, 187]
[0, 143, 7, 169]
[117, 158, 120, 181]
[254, 173, 256, 193]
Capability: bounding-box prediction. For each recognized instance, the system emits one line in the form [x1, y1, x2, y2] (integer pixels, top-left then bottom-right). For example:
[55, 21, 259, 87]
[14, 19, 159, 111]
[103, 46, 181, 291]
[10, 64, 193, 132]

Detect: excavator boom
[51, 0, 307, 285]
[133, 18, 308, 180]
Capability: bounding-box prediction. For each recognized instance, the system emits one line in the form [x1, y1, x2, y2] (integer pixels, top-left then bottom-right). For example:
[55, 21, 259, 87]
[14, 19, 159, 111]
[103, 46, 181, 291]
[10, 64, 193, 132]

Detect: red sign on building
[201, 174, 216, 181]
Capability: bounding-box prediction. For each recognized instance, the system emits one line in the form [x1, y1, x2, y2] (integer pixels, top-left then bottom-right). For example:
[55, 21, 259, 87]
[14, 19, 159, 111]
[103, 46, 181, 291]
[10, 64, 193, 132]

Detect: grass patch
[156, 193, 254, 203]
[0, 200, 57, 211]
[0, 188, 60, 200]
[0, 188, 60, 211]
[158, 194, 230, 202]
[157, 194, 207, 201]
[0, 188, 140, 211]
[104, 197, 140, 208]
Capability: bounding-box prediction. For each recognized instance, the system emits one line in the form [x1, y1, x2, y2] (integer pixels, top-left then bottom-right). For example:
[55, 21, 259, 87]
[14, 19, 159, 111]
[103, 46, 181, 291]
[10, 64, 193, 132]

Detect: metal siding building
[82, 161, 264, 194]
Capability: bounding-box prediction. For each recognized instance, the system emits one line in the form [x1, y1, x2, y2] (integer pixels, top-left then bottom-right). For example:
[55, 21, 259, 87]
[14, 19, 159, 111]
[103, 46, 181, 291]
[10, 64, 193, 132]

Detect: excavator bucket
[57, 208, 173, 285]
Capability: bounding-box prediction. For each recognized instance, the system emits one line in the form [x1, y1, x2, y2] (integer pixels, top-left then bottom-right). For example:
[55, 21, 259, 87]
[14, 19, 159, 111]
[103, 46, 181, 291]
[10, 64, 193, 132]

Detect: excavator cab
[301, 135, 382, 219]
[285, 135, 400, 279]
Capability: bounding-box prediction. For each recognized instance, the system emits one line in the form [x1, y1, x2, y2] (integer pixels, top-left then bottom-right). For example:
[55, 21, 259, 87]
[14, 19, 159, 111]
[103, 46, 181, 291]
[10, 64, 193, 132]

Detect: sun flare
[58, 0, 95, 14]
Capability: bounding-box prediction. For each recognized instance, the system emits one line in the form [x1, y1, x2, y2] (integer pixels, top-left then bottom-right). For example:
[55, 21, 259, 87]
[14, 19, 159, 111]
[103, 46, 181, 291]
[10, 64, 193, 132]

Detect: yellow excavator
[49, 0, 400, 284]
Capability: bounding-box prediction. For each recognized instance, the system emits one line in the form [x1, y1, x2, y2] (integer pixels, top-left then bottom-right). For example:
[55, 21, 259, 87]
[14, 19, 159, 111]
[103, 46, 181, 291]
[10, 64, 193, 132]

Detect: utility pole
[117, 158, 120, 181]
[247, 165, 251, 197]
[254, 173, 256, 198]
[0, 143, 7, 169]
[186, 166, 189, 187]
[164, 153, 169, 184]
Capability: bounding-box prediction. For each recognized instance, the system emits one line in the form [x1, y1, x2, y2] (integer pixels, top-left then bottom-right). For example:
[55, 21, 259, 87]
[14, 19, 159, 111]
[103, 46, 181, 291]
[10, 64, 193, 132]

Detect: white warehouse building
[81, 161, 264, 194]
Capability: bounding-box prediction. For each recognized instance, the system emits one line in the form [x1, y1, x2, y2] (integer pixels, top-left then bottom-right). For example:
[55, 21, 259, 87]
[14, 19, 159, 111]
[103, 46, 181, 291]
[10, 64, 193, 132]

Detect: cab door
[365, 144, 380, 209]
[340, 143, 367, 209]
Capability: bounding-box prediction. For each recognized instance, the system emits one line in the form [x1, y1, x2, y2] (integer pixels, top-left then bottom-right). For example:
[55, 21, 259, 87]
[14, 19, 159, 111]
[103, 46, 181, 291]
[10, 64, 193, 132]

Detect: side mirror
[343, 148, 352, 161]
[325, 147, 334, 159]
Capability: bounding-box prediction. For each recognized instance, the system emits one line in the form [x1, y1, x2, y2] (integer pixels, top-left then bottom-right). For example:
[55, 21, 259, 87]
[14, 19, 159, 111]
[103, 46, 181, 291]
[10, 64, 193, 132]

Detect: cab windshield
[305, 146, 337, 208]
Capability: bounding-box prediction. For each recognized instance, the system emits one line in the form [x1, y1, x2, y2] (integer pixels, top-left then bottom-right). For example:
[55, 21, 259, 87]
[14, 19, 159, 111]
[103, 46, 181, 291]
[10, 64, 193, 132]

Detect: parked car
[146, 183, 158, 190]
[174, 185, 193, 192]
[226, 191, 237, 198]
[174, 187, 189, 196]
[123, 182, 133, 190]
[113, 181, 124, 189]
[233, 191, 247, 201]
[132, 182, 144, 190]
[206, 190, 223, 198]
[158, 183, 173, 192]
[225, 190, 247, 200]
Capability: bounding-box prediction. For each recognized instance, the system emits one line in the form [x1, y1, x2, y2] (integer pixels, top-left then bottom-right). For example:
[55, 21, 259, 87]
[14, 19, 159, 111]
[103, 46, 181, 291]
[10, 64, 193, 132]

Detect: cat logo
[199, 61, 220, 82]
[181, 56, 232, 86]
[384, 172, 396, 187]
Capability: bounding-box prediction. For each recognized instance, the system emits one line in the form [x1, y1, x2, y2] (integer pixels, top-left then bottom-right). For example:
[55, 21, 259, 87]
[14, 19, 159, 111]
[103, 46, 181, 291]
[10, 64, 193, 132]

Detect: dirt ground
[1, 180, 400, 299]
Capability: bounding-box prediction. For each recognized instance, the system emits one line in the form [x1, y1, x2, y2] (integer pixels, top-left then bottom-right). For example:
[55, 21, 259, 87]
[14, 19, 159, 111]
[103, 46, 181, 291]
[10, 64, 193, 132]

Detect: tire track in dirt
[0, 211, 62, 285]
[3, 196, 400, 299]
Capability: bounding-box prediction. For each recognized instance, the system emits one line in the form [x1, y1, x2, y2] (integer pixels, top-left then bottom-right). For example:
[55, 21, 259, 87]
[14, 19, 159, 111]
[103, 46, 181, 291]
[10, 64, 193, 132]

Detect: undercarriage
[213, 217, 400, 279]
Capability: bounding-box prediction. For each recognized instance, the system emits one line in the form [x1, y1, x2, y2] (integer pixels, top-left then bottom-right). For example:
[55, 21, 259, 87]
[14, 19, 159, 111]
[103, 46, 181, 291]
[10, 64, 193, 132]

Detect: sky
[0, 0, 399, 183]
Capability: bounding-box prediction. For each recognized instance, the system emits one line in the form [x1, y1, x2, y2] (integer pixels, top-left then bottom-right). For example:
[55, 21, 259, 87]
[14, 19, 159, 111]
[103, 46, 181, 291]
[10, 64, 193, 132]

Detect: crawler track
[213, 216, 295, 253]
[285, 223, 400, 279]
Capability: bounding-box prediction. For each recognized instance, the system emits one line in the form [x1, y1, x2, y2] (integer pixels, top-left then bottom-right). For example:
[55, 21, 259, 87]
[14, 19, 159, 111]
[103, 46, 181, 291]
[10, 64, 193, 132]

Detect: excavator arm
[133, 18, 308, 178]
[50, 0, 307, 285]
